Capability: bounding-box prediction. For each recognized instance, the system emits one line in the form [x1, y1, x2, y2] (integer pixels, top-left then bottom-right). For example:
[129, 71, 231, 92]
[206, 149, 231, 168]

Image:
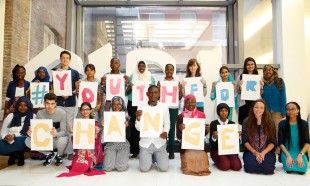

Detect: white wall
[273, 0, 309, 119]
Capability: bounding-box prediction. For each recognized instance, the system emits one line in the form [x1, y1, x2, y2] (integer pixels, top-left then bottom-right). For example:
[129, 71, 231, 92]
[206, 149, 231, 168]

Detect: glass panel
[83, 6, 227, 70]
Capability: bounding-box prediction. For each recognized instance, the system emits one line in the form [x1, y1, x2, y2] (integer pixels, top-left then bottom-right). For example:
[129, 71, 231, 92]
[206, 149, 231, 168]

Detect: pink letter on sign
[110, 78, 121, 95]
[56, 74, 68, 90]
[162, 86, 178, 103]
[136, 85, 146, 101]
[82, 88, 95, 103]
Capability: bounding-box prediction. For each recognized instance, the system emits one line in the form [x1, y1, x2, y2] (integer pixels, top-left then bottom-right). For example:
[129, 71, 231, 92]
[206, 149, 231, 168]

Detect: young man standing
[135, 85, 170, 172]
[25, 93, 68, 166]
[55, 50, 80, 159]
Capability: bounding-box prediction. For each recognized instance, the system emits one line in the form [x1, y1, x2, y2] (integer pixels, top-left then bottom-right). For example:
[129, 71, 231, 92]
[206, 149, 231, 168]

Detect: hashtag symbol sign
[31, 84, 48, 105]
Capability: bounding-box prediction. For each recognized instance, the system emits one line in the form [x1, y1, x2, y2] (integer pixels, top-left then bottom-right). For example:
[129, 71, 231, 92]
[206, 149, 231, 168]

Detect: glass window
[83, 6, 227, 70]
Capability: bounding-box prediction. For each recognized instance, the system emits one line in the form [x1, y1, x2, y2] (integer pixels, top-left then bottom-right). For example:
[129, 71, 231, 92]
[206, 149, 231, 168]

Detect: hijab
[32, 66, 50, 82]
[8, 96, 34, 136]
[181, 94, 205, 119]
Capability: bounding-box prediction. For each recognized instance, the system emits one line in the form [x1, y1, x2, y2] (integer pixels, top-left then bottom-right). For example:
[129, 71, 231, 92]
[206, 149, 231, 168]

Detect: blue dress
[281, 124, 308, 173]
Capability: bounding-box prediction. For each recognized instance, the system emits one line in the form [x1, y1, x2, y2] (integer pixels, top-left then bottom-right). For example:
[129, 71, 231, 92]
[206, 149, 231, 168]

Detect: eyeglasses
[286, 108, 297, 112]
[81, 108, 91, 112]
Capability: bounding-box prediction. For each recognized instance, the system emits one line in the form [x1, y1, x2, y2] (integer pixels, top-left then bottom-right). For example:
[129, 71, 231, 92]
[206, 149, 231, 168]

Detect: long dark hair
[80, 102, 93, 119]
[246, 99, 275, 142]
[242, 57, 258, 75]
[185, 59, 201, 77]
[284, 102, 304, 150]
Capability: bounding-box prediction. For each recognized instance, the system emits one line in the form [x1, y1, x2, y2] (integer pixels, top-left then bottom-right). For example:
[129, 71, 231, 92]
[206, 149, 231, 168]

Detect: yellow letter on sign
[221, 128, 234, 150]
[33, 123, 50, 147]
[107, 115, 123, 136]
[143, 112, 160, 132]
[184, 122, 200, 145]
[75, 122, 94, 145]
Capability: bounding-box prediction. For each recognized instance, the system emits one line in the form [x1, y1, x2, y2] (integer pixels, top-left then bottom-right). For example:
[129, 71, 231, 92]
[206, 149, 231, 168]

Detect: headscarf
[181, 94, 205, 119]
[8, 96, 34, 136]
[263, 65, 283, 90]
[132, 61, 151, 81]
[216, 103, 230, 117]
[32, 66, 50, 82]
[109, 96, 130, 121]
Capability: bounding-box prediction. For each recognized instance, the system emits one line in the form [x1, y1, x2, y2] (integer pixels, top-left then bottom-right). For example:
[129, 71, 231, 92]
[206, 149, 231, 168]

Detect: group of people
[0, 51, 309, 177]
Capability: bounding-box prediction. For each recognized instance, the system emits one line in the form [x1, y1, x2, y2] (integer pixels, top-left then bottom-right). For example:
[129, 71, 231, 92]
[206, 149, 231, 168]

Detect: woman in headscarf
[209, 103, 242, 171]
[0, 96, 35, 166]
[127, 60, 155, 158]
[262, 65, 286, 144]
[176, 94, 211, 176]
[103, 96, 131, 172]
[57, 102, 104, 177]
[210, 66, 238, 121]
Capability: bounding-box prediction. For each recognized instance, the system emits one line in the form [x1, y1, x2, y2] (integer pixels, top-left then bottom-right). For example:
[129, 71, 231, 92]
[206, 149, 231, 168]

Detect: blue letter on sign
[246, 81, 257, 91]
[190, 84, 198, 94]
[220, 89, 229, 101]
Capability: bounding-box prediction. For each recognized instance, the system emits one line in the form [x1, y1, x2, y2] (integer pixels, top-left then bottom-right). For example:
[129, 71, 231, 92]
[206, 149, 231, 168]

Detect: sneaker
[43, 152, 56, 166]
[54, 154, 63, 166]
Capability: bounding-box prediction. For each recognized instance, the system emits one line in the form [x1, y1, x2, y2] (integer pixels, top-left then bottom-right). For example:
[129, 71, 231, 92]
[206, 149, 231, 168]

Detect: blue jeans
[0, 136, 28, 155]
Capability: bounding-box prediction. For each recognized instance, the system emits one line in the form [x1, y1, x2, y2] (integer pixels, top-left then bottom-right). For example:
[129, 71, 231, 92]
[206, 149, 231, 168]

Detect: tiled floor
[0, 153, 309, 186]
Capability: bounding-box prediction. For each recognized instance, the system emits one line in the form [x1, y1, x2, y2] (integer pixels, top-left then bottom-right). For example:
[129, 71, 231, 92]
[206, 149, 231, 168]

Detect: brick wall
[2, 0, 31, 109]
[2, 0, 67, 109]
[29, 0, 67, 60]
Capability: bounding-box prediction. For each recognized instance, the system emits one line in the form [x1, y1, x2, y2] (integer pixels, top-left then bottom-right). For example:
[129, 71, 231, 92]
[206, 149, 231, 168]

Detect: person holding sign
[26, 66, 52, 114]
[157, 64, 183, 160]
[278, 102, 309, 174]
[3, 65, 30, 120]
[209, 103, 242, 171]
[53, 50, 80, 160]
[237, 57, 263, 125]
[76, 64, 103, 122]
[210, 66, 238, 120]
[242, 99, 276, 174]
[25, 93, 69, 166]
[103, 96, 131, 172]
[262, 65, 287, 144]
[135, 85, 170, 172]
[57, 102, 104, 177]
[127, 60, 155, 159]
[0, 96, 35, 166]
[176, 94, 211, 176]
[182, 59, 207, 112]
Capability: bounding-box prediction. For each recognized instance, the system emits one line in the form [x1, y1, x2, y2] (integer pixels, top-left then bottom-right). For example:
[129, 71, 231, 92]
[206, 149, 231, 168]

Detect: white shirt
[211, 118, 229, 142]
[135, 102, 170, 148]
[1, 113, 36, 138]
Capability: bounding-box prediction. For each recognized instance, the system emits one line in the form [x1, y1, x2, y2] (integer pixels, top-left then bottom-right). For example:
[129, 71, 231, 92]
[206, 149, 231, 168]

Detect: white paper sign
[160, 81, 179, 107]
[216, 82, 235, 107]
[241, 74, 261, 100]
[140, 107, 164, 138]
[78, 82, 98, 108]
[184, 77, 204, 102]
[132, 80, 150, 106]
[217, 124, 240, 155]
[30, 82, 49, 108]
[181, 118, 206, 150]
[31, 119, 53, 151]
[73, 119, 95, 149]
[103, 112, 126, 142]
[52, 70, 72, 96]
[106, 74, 125, 100]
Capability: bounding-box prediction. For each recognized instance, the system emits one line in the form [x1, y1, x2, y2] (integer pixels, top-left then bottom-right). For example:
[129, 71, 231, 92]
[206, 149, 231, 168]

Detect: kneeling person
[25, 93, 68, 166]
[135, 85, 170, 172]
